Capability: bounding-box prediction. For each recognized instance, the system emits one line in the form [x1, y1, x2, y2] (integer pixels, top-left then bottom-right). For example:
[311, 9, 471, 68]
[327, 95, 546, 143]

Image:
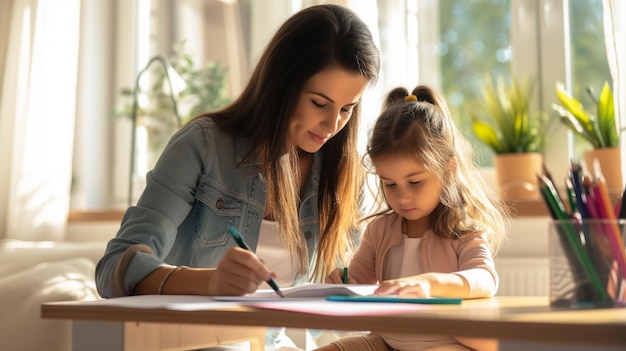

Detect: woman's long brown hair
[194, 5, 380, 280]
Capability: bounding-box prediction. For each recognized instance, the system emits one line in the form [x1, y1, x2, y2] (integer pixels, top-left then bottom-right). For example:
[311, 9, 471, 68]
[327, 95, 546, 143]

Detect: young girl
[321, 85, 510, 351]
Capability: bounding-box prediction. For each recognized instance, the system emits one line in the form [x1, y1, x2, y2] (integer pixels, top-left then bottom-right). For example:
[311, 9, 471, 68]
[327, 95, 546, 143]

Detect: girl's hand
[375, 272, 470, 298]
[375, 276, 432, 297]
[325, 267, 345, 283]
[206, 247, 274, 296]
[325, 267, 355, 284]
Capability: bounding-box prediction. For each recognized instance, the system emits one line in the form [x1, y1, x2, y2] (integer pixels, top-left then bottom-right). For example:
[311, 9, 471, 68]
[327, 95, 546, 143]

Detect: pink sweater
[349, 213, 499, 298]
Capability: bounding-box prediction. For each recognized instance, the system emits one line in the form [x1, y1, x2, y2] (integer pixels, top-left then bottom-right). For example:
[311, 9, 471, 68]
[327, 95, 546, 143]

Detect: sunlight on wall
[1, 240, 56, 250]
[41, 271, 99, 300]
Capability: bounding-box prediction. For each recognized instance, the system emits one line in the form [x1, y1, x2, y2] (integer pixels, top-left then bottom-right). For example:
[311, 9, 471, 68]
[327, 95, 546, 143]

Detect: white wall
[496, 217, 551, 296]
[66, 222, 120, 243]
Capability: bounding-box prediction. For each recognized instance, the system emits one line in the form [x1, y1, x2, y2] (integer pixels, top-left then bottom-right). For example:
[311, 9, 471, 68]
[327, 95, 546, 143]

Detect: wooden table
[42, 296, 626, 351]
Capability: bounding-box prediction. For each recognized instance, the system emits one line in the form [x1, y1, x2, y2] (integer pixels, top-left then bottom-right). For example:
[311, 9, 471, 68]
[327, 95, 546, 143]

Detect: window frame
[414, 0, 574, 180]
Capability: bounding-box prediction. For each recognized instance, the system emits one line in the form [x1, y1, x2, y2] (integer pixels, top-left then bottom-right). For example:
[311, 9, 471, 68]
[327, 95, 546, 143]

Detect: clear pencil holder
[549, 219, 626, 308]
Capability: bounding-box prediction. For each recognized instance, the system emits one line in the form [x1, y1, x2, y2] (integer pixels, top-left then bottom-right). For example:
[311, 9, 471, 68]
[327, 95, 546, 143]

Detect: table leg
[72, 320, 124, 351]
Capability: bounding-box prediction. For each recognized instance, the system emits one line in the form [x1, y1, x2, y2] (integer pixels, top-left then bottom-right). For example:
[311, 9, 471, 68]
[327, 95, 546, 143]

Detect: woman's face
[289, 67, 369, 153]
[374, 155, 442, 222]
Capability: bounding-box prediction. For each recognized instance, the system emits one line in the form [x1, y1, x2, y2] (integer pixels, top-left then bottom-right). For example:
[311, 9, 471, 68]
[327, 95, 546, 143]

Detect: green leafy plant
[169, 41, 232, 121]
[471, 75, 547, 154]
[552, 81, 618, 149]
[114, 41, 231, 152]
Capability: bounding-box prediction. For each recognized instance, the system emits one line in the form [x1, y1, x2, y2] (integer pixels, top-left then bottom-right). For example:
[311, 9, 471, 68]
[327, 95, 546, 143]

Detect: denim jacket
[95, 117, 321, 298]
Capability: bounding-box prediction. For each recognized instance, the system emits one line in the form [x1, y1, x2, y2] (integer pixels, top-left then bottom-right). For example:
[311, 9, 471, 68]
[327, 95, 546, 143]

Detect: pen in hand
[227, 225, 285, 298]
[343, 267, 348, 284]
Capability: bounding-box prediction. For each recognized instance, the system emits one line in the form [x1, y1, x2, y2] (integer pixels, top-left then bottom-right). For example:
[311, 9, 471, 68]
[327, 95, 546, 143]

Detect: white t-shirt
[255, 219, 296, 287]
[382, 234, 458, 350]
[253, 220, 302, 350]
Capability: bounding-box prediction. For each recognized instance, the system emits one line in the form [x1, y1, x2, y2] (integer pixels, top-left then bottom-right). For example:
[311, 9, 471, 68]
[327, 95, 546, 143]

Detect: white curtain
[603, 0, 626, 186]
[175, 0, 247, 98]
[0, 0, 81, 241]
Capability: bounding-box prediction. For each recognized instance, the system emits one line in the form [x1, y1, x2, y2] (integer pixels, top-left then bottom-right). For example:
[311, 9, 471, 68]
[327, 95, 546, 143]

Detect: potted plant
[471, 74, 548, 201]
[115, 40, 231, 169]
[553, 81, 622, 193]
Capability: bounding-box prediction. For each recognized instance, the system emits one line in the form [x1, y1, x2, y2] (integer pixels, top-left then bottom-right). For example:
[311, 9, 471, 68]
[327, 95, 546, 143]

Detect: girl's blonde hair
[365, 85, 509, 255]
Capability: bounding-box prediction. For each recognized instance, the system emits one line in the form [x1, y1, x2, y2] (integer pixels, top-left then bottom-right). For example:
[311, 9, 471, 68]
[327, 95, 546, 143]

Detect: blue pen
[227, 225, 285, 298]
[570, 162, 590, 219]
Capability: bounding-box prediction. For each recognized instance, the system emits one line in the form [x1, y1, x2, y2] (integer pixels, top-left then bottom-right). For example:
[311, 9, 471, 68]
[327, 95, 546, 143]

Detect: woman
[96, 3, 379, 301]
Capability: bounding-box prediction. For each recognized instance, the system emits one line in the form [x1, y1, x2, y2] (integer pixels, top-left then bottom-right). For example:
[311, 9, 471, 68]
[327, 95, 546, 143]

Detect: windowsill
[505, 199, 550, 217]
[67, 210, 125, 222]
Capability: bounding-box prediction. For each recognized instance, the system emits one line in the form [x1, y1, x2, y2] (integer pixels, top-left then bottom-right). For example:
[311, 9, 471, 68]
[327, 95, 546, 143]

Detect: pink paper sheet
[252, 300, 429, 316]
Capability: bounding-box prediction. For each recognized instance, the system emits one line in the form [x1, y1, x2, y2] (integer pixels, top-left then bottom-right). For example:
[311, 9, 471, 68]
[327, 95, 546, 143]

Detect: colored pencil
[538, 174, 608, 301]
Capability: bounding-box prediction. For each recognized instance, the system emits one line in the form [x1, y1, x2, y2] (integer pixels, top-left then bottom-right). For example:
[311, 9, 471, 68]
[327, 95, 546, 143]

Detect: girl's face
[289, 67, 369, 153]
[374, 155, 442, 222]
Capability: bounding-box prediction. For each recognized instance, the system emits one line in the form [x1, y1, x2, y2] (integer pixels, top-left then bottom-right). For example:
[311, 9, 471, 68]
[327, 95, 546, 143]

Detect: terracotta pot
[583, 147, 623, 195]
[494, 153, 543, 201]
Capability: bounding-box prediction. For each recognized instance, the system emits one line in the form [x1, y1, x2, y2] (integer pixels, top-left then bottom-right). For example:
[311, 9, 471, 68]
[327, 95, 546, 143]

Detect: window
[421, 0, 513, 167]
[569, 0, 612, 159]
[70, 0, 613, 211]
[415, 0, 610, 172]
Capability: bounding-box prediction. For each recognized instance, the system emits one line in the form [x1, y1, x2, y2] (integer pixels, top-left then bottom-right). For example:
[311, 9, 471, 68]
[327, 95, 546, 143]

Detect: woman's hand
[206, 247, 275, 296]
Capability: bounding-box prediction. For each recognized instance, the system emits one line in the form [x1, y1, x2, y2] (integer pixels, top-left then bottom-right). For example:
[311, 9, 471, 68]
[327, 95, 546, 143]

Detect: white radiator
[495, 257, 549, 296]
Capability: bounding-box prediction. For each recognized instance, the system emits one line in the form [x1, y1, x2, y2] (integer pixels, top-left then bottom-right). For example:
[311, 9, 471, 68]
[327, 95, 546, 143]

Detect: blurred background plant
[114, 40, 231, 154]
[471, 74, 548, 154]
[553, 81, 618, 149]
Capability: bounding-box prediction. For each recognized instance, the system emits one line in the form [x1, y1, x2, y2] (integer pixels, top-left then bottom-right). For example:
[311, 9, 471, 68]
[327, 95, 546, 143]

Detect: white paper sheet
[59, 295, 240, 310]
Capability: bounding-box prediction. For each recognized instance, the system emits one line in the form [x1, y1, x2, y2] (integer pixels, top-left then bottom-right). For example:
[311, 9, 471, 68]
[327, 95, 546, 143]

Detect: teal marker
[228, 225, 284, 298]
[326, 295, 462, 304]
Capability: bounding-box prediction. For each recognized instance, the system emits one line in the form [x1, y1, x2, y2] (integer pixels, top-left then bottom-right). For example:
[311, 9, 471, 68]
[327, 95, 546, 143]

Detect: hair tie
[404, 95, 417, 102]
